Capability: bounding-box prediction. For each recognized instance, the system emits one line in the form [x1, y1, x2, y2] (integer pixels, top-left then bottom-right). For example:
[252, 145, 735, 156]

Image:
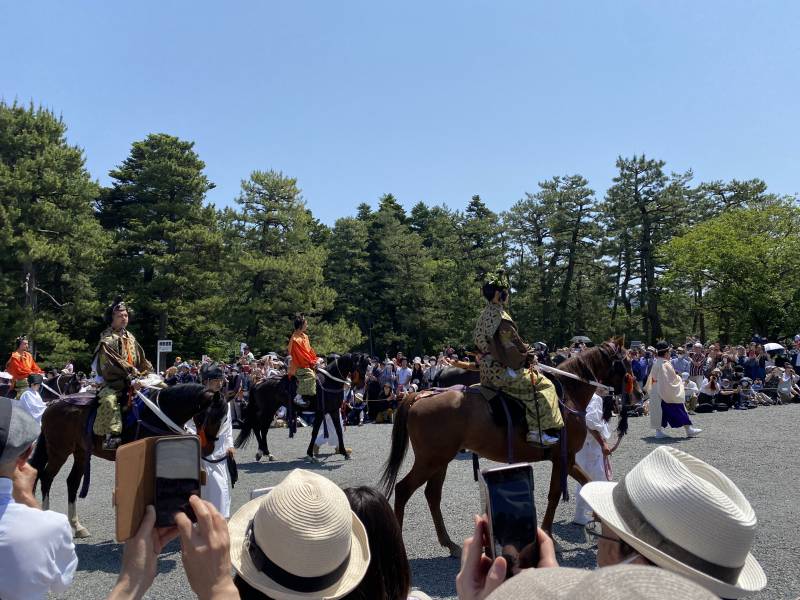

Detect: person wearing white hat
[229, 469, 371, 599]
[579, 446, 766, 598]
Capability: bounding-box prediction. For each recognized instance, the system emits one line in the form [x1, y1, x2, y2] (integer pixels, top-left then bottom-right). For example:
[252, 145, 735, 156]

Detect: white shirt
[396, 367, 413, 388]
[683, 379, 699, 399]
[18, 388, 46, 424]
[0, 478, 78, 600]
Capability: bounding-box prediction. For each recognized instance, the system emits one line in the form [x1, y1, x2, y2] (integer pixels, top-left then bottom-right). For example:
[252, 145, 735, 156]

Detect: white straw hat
[487, 564, 717, 600]
[580, 447, 766, 598]
[229, 469, 370, 600]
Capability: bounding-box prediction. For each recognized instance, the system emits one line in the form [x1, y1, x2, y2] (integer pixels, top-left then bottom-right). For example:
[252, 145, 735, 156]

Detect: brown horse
[379, 339, 631, 556]
[31, 375, 225, 538]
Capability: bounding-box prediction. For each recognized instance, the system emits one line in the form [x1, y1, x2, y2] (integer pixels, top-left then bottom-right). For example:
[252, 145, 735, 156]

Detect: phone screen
[154, 438, 200, 527]
[484, 466, 539, 575]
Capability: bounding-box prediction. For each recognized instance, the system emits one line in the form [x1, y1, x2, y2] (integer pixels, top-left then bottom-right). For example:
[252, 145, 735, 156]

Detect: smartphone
[154, 436, 202, 527]
[479, 463, 539, 577]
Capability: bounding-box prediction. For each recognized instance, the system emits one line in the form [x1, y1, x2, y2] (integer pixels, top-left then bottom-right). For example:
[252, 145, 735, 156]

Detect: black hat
[27, 373, 43, 386]
[655, 341, 671, 354]
[201, 362, 224, 381]
[14, 336, 27, 349]
[104, 296, 129, 324]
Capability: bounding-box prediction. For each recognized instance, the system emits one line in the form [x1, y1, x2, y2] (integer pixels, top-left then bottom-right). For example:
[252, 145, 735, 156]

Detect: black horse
[235, 353, 370, 462]
[31, 377, 226, 538]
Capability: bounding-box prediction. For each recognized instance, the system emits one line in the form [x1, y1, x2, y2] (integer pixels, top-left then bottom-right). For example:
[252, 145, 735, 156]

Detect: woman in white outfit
[573, 393, 615, 525]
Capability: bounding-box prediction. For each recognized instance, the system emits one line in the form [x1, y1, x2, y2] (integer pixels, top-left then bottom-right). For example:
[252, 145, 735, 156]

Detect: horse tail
[234, 397, 256, 449]
[29, 431, 48, 492]
[379, 396, 412, 499]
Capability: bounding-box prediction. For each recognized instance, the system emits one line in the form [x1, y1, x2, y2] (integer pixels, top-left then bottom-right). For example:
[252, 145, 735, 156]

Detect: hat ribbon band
[246, 521, 351, 593]
[612, 477, 744, 585]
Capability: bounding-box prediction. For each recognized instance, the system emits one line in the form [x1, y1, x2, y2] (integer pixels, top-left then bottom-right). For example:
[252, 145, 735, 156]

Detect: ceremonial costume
[92, 325, 152, 438]
[18, 385, 46, 425]
[646, 343, 701, 438]
[186, 404, 233, 518]
[5, 347, 43, 393]
[474, 272, 563, 441]
[288, 330, 318, 398]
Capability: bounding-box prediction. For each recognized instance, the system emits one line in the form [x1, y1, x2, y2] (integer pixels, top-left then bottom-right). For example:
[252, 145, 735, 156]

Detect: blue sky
[2, 1, 798, 224]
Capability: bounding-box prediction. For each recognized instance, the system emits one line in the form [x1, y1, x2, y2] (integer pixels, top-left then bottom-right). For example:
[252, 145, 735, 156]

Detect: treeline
[2, 102, 800, 369]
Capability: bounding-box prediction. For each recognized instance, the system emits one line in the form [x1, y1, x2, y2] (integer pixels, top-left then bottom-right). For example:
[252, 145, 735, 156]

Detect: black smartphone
[479, 463, 539, 577]
[154, 437, 201, 527]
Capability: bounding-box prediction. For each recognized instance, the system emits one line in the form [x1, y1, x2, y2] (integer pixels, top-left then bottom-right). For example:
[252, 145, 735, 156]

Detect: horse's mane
[558, 343, 616, 379]
[159, 383, 207, 404]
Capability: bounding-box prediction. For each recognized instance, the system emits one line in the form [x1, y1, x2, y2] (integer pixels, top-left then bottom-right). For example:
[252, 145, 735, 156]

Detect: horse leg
[305, 409, 324, 459]
[329, 408, 349, 457]
[66, 451, 91, 538]
[540, 459, 563, 536]
[425, 466, 460, 557]
[394, 461, 435, 538]
[40, 450, 69, 513]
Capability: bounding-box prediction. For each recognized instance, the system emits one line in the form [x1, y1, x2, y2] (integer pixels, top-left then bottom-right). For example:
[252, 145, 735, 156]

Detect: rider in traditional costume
[5, 336, 44, 396]
[93, 297, 152, 450]
[474, 269, 563, 446]
[288, 314, 318, 408]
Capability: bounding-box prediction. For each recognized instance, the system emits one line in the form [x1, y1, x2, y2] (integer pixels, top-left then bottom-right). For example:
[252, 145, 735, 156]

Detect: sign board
[158, 340, 173, 352]
[630, 340, 642, 349]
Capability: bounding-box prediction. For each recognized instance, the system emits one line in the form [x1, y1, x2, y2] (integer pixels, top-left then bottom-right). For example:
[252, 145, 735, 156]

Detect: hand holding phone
[479, 463, 539, 577]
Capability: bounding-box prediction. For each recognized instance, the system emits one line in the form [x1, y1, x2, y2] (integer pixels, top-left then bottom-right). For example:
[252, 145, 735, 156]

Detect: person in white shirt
[681, 372, 699, 414]
[18, 373, 46, 424]
[573, 393, 617, 525]
[0, 396, 78, 600]
[396, 358, 413, 392]
[186, 363, 234, 518]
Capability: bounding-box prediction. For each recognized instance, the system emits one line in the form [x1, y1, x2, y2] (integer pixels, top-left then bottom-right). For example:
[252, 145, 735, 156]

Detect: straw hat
[487, 564, 717, 600]
[229, 469, 370, 600]
[580, 447, 766, 598]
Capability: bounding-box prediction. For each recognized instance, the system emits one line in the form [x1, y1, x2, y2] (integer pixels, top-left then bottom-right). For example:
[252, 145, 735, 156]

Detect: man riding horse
[474, 269, 563, 446]
[287, 314, 317, 408]
[93, 297, 152, 450]
[5, 335, 44, 397]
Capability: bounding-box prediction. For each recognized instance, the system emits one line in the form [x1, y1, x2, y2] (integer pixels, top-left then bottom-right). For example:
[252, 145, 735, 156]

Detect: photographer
[457, 447, 766, 599]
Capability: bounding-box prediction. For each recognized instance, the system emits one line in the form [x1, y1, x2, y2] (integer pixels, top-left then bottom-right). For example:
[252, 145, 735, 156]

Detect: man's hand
[226, 447, 235, 458]
[536, 528, 559, 568]
[12, 461, 40, 508]
[109, 505, 177, 600]
[175, 496, 237, 600]
[456, 515, 507, 600]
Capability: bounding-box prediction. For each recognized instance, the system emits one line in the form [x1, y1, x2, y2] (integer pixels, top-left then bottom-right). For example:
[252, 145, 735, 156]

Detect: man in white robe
[646, 342, 702, 439]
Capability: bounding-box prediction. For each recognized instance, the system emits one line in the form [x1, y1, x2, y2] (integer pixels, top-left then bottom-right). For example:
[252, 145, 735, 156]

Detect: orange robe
[5, 351, 44, 386]
[287, 333, 317, 377]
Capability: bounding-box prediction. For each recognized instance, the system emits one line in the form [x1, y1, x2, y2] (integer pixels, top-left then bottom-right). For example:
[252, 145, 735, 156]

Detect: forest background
[3, 102, 800, 370]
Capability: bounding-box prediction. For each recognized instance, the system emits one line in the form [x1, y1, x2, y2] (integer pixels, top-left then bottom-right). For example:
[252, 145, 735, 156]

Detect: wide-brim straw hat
[229, 469, 370, 600]
[487, 564, 717, 600]
[580, 447, 766, 598]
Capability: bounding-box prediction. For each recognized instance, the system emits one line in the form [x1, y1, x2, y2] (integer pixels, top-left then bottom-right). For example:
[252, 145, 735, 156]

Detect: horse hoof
[74, 527, 91, 539]
[448, 543, 462, 558]
[255, 451, 263, 462]
[267, 454, 276, 462]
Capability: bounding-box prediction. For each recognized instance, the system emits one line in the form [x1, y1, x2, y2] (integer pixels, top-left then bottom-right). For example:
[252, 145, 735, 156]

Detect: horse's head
[41, 373, 81, 401]
[193, 390, 228, 457]
[598, 336, 632, 435]
[337, 353, 370, 388]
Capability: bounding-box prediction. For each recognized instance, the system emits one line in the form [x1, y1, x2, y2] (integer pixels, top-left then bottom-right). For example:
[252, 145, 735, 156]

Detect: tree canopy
[3, 101, 799, 369]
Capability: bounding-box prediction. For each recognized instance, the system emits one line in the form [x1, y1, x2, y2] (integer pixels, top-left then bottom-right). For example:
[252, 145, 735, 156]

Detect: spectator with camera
[457, 447, 766, 599]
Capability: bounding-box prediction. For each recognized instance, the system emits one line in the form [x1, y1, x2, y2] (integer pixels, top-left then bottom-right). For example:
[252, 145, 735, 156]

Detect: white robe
[574, 394, 611, 524]
[186, 404, 233, 518]
[645, 357, 684, 430]
[18, 388, 46, 424]
[315, 413, 344, 448]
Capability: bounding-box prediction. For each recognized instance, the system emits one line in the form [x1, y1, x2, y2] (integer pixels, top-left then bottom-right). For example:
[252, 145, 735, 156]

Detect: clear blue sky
[2, 1, 798, 224]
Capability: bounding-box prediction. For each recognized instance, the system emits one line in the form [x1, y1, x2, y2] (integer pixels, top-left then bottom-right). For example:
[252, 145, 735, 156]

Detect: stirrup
[294, 394, 310, 408]
[526, 431, 558, 446]
[103, 435, 122, 450]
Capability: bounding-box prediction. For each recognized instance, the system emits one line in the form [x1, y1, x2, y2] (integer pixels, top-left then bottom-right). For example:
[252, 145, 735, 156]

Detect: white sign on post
[157, 340, 173, 374]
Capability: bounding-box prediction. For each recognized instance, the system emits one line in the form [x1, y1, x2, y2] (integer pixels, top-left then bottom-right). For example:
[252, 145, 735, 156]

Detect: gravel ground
[45, 404, 799, 599]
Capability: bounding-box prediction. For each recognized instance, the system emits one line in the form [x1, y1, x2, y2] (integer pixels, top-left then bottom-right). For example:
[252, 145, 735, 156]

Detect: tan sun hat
[487, 564, 717, 599]
[579, 447, 766, 598]
[229, 469, 370, 600]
